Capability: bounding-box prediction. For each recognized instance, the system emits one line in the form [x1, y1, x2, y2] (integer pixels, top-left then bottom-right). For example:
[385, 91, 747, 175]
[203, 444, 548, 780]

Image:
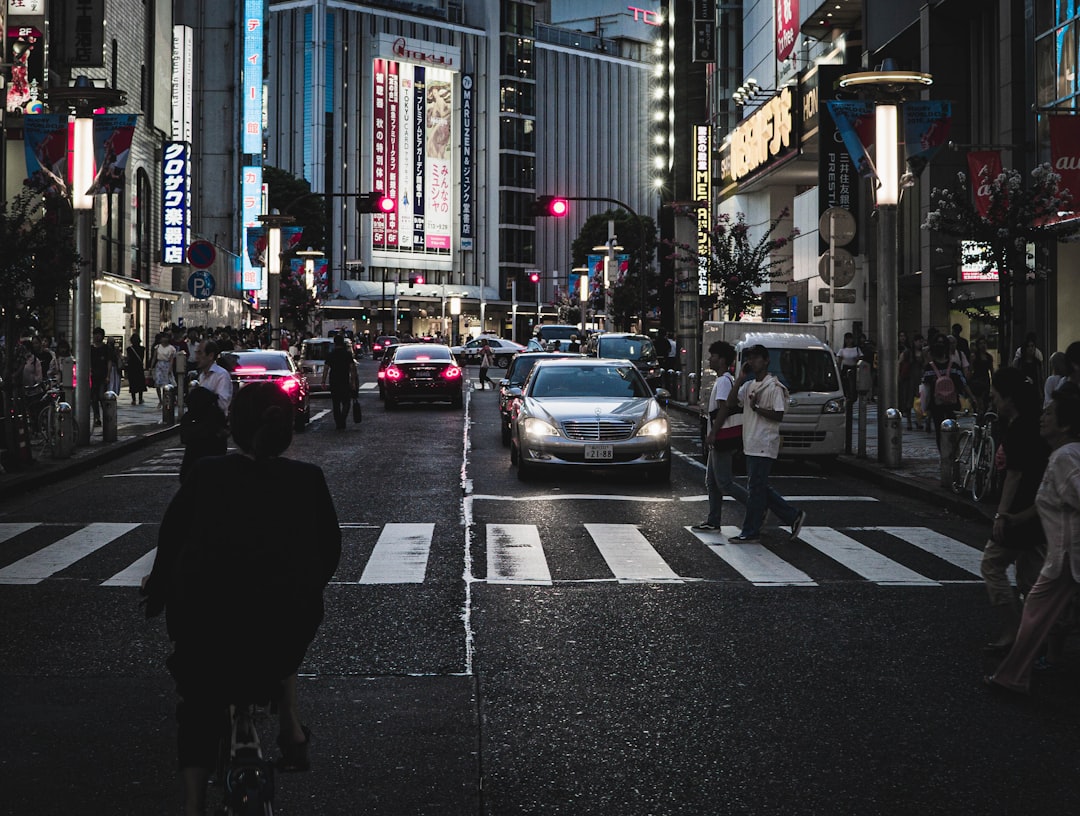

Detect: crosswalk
[0, 520, 990, 590]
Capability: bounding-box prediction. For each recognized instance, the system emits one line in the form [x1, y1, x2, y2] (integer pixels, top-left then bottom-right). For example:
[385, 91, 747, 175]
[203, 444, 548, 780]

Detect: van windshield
[768, 349, 840, 393]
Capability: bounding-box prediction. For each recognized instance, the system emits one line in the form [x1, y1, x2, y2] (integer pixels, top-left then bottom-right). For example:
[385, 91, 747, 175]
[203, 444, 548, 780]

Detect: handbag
[712, 372, 743, 451]
[352, 397, 363, 424]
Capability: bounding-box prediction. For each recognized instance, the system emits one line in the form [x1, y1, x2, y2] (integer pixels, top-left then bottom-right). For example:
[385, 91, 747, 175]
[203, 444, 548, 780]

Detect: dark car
[376, 343, 398, 399]
[372, 335, 400, 357]
[382, 343, 464, 409]
[497, 351, 579, 446]
[584, 332, 663, 388]
[218, 349, 310, 430]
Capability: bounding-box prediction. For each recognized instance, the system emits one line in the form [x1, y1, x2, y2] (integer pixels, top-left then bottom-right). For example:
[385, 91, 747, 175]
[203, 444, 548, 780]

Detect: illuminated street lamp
[838, 66, 933, 467]
[593, 237, 624, 331]
[572, 266, 590, 339]
[47, 76, 125, 446]
[258, 212, 295, 348]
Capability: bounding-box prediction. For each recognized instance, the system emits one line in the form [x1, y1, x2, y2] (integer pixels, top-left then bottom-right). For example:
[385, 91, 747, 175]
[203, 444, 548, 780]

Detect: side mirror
[508, 386, 523, 398]
[498, 378, 509, 387]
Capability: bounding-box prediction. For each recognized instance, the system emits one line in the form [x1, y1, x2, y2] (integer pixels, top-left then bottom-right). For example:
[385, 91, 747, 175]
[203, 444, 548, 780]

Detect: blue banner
[825, 100, 877, 179]
[903, 100, 952, 178]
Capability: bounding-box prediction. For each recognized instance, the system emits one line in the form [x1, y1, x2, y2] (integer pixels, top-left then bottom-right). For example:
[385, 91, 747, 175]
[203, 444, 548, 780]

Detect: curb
[0, 424, 179, 499]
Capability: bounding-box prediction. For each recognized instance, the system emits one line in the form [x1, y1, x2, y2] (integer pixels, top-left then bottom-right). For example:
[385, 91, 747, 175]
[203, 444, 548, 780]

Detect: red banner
[1050, 115, 1080, 208]
[967, 150, 1002, 218]
[776, 0, 798, 63]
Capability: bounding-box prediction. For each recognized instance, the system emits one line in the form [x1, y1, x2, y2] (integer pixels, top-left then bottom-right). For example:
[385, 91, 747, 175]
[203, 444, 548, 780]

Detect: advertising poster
[903, 100, 951, 178]
[90, 113, 137, 195]
[825, 100, 877, 179]
[23, 113, 69, 196]
[398, 68, 415, 250]
[1049, 115, 1080, 204]
[413, 65, 426, 251]
[7, 25, 44, 116]
[372, 59, 388, 246]
[424, 67, 453, 250]
[967, 150, 1003, 218]
[386, 61, 399, 246]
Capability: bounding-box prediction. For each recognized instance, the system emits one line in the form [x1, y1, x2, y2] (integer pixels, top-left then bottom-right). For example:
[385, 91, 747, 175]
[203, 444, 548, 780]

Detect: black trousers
[179, 436, 227, 483]
[331, 389, 351, 428]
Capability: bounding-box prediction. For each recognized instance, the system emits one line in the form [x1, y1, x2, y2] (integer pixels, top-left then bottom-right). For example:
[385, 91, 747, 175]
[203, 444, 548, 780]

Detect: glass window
[599, 337, 657, 363]
[754, 349, 840, 393]
[222, 352, 293, 372]
[394, 345, 452, 361]
[500, 116, 536, 152]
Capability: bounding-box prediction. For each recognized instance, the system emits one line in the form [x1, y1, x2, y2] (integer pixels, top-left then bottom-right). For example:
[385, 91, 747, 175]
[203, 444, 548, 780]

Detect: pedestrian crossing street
[0, 520, 989, 589]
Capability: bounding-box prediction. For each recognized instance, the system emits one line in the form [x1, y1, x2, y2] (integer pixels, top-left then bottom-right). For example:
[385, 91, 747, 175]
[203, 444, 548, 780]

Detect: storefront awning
[100, 273, 180, 302]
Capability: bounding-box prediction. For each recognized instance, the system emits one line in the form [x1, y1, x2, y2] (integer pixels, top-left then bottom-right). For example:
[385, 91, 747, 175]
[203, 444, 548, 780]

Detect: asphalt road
[2, 358, 1078, 815]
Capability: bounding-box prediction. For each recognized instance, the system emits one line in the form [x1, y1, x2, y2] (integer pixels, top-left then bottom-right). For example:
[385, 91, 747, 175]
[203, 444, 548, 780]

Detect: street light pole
[258, 212, 295, 349]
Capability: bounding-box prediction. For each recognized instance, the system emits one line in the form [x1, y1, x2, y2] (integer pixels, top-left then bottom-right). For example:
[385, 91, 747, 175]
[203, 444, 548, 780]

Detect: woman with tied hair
[142, 382, 341, 815]
[985, 382, 1080, 695]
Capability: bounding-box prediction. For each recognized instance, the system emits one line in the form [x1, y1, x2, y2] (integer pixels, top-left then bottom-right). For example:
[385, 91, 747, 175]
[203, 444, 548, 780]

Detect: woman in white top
[152, 333, 177, 404]
[836, 332, 861, 403]
[1043, 351, 1069, 407]
[986, 382, 1080, 694]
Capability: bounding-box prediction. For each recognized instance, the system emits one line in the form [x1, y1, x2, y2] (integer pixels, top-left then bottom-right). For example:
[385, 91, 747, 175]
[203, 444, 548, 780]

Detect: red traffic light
[409, 273, 425, 287]
[528, 272, 540, 283]
[532, 195, 569, 218]
[376, 194, 395, 214]
[357, 192, 396, 214]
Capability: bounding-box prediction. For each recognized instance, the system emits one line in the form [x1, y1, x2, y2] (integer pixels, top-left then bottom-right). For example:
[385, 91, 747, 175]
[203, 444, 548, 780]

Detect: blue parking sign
[187, 270, 215, 300]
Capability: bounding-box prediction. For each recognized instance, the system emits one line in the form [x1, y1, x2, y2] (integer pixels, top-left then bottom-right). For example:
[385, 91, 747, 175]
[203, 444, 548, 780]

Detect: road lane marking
[704, 527, 818, 586]
[869, 526, 983, 576]
[797, 526, 939, 585]
[359, 523, 433, 584]
[472, 493, 875, 503]
[0, 523, 40, 543]
[102, 548, 156, 587]
[487, 524, 552, 585]
[0, 523, 140, 585]
[586, 523, 682, 583]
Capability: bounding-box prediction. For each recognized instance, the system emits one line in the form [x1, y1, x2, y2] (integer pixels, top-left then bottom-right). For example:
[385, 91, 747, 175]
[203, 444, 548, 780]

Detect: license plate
[584, 444, 613, 460]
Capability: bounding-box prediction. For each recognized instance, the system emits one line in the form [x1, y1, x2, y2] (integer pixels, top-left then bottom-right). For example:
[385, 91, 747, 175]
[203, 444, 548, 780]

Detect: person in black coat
[142, 382, 342, 816]
[126, 334, 147, 404]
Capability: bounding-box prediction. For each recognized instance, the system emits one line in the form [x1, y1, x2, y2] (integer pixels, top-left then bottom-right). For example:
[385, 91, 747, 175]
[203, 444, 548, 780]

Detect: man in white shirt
[179, 340, 232, 483]
[692, 340, 748, 532]
[726, 344, 806, 542]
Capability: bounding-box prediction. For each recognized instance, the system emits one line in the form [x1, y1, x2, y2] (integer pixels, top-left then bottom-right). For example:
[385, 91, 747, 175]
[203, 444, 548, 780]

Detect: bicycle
[211, 702, 276, 816]
[25, 380, 78, 456]
[952, 409, 998, 503]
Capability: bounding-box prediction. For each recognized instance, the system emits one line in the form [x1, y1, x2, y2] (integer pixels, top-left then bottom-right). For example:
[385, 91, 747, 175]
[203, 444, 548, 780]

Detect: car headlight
[523, 417, 560, 439]
[823, 398, 844, 414]
[636, 417, 669, 438]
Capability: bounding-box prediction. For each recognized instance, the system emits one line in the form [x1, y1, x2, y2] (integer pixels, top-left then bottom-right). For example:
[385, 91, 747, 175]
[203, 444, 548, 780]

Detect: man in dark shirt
[980, 367, 1049, 652]
[89, 327, 110, 427]
[322, 333, 358, 429]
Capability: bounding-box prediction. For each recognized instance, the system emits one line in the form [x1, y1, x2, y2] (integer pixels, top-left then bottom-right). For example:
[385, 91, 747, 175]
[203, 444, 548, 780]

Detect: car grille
[780, 430, 828, 449]
[561, 419, 636, 441]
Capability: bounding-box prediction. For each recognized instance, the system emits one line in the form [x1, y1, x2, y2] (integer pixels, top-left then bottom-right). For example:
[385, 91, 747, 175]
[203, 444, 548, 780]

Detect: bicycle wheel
[28, 405, 50, 449]
[952, 431, 973, 494]
[971, 431, 995, 502]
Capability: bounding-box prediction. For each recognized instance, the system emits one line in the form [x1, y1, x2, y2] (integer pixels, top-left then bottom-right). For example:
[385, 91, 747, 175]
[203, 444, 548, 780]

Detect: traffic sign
[818, 288, 856, 304]
[187, 270, 216, 299]
[818, 248, 856, 287]
[819, 207, 856, 246]
[186, 240, 216, 269]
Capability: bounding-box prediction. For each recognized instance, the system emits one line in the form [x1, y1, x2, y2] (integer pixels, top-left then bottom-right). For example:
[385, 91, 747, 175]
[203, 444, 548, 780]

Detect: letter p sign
[187, 271, 216, 300]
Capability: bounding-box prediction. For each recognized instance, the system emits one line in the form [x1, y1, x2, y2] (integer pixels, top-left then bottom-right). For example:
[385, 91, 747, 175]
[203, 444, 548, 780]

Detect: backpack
[930, 363, 958, 406]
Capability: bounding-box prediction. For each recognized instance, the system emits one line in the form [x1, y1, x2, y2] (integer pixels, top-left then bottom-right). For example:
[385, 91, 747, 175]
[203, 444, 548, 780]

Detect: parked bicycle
[952, 409, 999, 502]
[24, 379, 77, 456]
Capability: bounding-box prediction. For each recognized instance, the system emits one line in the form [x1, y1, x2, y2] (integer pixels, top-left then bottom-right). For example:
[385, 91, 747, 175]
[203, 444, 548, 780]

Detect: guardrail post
[162, 384, 176, 425]
[102, 391, 118, 442]
[53, 402, 75, 459]
[939, 419, 959, 488]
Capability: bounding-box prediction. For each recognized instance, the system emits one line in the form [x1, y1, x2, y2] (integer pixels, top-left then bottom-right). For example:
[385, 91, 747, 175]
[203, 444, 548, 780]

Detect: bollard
[939, 418, 959, 488]
[53, 402, 75, 459]
[883, 407, 902, 468]
[162, 384, 176, 425]
[687, 372, 698, 405]
[856, 360, 872, 459]
[102, 390, 118, 442]
[175, 351, 187, 417]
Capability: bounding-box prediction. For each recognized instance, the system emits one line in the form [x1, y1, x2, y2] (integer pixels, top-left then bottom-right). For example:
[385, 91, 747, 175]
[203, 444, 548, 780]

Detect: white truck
[700, 321, 846, 457]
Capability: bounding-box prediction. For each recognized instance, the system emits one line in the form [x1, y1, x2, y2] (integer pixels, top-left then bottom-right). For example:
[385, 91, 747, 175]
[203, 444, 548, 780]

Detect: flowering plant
[666, 206, 798, 320]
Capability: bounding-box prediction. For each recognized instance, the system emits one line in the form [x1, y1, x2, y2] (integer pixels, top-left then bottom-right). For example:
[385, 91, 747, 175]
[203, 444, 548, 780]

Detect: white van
[701, 323, 845, 457]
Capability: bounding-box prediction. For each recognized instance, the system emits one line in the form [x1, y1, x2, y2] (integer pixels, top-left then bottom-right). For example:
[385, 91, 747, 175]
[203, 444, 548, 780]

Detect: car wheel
[500, 420, 511, 447]
[510, 438, 519, 465]
[647, 459, 671, 484]
[496, 356, 510, 369]
[517, 455, 536, 481]
[294, 408, 307, 432]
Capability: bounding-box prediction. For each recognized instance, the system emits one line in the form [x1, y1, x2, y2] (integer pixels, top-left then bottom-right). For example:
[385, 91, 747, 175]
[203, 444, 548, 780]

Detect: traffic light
[532, 195, 569, 218]
[408, 273, 425, 288]
[528, 271, 540, 284]
[356, 192, 396, 214]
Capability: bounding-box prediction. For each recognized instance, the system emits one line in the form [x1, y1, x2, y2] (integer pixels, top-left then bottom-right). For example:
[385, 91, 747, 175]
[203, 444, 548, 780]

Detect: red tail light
[442, 366, 462, 380]
[373, 343, 384, 352]
[234, 365, 267, 373]
[278, 376, 300, 394]
[385, 365, 404, 381]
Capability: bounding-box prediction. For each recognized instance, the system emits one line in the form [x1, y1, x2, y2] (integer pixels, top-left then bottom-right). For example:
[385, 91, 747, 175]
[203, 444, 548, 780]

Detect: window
[500, 116, 536, 152]
[1035, 7, 1080, 107]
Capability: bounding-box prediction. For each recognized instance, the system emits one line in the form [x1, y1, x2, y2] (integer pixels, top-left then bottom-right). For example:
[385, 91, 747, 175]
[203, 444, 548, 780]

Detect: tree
[922, 162, 1079, 358]
[0, 191, 79, 406]
[569, 209, 658, 331]
[666, 207, 798, 320]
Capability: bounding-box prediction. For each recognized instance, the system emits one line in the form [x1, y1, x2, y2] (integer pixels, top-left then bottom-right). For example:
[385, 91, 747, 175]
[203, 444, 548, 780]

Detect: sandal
[277, 725, 311, 772]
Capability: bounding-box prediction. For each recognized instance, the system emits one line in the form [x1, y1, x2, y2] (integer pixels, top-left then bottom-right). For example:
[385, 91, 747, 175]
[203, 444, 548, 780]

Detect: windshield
[598, 337, 656, 363]
[536, 326, 577, 341]
[760, 349, 840, 392]
[394, 346, 453, 362]
[529, 365, 651, 399]
[301, 341, 334, 361]
[221, 352, 292, 373]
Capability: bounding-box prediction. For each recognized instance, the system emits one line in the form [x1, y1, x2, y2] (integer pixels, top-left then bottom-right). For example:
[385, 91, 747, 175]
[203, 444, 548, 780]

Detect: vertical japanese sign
[815, 65, 860, 256]
[460, 74, 474, 249]
[398, 67, 415, 250]
[386, 61, 399, 246]
[242, 0, 263, 155]
[161, 142, 190, 265]
[693, 0, 716, 63]
[694, 124, 712, 296]
[424, 67, 453, 250]
[64, 0, 103, 68]
[172, 25, 193, 142]
[7, 24, 44, 116]
[372, 58, 388, 246]
[775, 0, 798, 63]
[413, 65, 426, 251]
[241, 165, 263, 289]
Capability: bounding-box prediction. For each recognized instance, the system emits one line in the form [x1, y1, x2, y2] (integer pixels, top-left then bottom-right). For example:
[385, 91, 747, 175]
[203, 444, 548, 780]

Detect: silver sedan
[509, 358, 671, 482]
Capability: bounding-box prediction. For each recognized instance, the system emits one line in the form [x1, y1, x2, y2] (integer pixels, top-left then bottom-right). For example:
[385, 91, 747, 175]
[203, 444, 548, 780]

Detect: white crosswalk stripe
[0, 522, 988, 589]
[0, 523, 140, 585]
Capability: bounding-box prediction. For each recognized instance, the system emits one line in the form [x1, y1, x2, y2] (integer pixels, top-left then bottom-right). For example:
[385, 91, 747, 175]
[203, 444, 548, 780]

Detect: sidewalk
[0, 397, 179, 498]
[668, 398, 994, 525]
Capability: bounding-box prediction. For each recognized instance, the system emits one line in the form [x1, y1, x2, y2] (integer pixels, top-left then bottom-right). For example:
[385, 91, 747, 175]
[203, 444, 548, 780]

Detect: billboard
[371, 35, 459, 267]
